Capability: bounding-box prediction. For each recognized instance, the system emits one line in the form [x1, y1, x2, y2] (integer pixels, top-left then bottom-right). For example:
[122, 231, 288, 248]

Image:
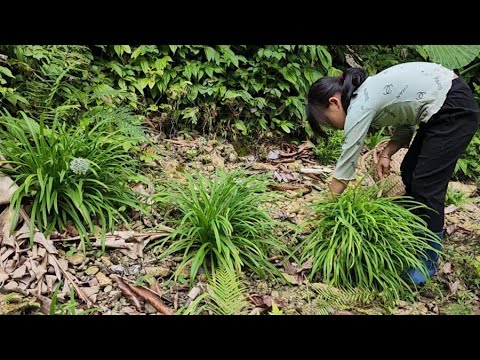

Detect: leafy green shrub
[100, 45, 339, 138]
[312, 129, 343, 165]
[0, 109, 145, 249]
[453, 130, 480, 182]
[0, 45, 136, 119]
[365, 127, 389, 150]
[299, 183, 442, 303]
[151, 170, 285, 283]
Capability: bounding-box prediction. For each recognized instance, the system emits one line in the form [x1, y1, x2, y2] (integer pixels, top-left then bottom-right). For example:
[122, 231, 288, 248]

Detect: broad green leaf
[423, 45, 480, 69]
[235, 120, 248, 135]
[0, 66, 14, 78]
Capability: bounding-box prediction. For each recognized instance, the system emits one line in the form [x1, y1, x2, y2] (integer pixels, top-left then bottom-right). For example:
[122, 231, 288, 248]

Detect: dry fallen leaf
[444, 205, 457, 215]
[443, 262, 453, 274]
[448, 280, 460, 295]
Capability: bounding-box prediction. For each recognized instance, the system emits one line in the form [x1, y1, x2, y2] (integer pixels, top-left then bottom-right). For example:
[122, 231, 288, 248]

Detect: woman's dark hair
[306, 67, 368, 137]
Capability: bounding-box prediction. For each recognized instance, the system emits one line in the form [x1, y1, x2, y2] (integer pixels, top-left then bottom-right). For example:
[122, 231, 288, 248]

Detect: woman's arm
[381, 139, 406, 158]
[328, 177, 348, 199]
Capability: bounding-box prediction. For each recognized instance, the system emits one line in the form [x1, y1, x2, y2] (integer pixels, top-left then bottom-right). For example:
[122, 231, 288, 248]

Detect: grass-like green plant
[0, 110, 145, 250]
[50, 283, 100, 315]
[151, 170, 286, 283]
[206, 264, 248, 315]
[364, 127, 389, 150]
[299, 182, 442, 304]
[312, 128, 343, 165]
[445, 188, 468, 207]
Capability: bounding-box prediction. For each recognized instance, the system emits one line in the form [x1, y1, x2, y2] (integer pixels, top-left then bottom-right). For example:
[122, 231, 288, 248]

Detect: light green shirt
[333, 62, 455, 181]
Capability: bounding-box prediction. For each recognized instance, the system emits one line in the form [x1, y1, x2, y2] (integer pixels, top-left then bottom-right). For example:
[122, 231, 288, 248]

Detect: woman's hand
[376, 155, 391, 179]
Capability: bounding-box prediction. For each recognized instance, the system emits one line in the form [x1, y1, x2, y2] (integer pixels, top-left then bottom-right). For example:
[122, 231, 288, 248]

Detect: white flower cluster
[69, 157, 89, 175]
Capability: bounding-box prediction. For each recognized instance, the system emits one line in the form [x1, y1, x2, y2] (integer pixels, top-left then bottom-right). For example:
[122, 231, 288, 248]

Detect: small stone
[126, 264, 141, 276]
[267, 150, 280, 160]
[206, 165, 215, 172]
[66, 253, 86, 266]
[85, 266, 100, 276]
[100, 256, 113, 267]
[211, 154, 225, 168]
[271, 290, 280, 298]
[109, 290, 122, 300]
[144, 303, 158, 314]
[104, 285, 112, 293]
[88, 278, 99, 287]
[145, 266, 171, 278]
[110, 265, 125, 274]
[96, 272, 112, 287]
[252, 162, 276, 171]
[287, 161, 302, 172]
[228, 152, 237, 163]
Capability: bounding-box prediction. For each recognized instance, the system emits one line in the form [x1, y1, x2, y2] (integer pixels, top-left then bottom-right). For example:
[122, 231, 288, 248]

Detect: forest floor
[1, 133, 480, 315]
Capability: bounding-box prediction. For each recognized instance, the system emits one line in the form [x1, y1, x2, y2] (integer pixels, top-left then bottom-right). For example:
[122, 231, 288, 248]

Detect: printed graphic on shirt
[396, 85, 409, 99]
[383, 84, 394, 95]
[363, 88, 369, 101]
[416, 91, 426, 100]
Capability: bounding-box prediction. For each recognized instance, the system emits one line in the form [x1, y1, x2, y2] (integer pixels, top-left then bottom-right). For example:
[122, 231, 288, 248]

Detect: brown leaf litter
[0, 174, 172, 312]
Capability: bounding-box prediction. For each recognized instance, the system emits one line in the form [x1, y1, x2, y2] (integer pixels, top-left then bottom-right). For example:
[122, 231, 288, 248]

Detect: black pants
[400, 78, 480, 233]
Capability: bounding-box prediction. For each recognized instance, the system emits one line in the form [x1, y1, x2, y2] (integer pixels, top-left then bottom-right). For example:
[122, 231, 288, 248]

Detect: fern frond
[206, 265, 248, 315]
[312, 283, 375, 315]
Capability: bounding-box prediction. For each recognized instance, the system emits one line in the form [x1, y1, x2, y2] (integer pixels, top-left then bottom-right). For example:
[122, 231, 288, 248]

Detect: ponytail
[306, 67, 368, 135]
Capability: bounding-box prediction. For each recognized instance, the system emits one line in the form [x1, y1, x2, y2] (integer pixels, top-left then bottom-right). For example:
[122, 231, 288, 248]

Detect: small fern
[311, 283, 375, 315]
[206, 265, 248, 315]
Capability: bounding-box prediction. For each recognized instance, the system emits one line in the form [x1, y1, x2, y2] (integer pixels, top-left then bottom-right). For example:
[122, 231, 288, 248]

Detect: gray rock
[96, 272, 112, 287]
[267, 150, 280, 160]
[110, 265, 125, 275]
[145, 266, 171, 278]
[109, 290, 122, 301]
[85, 266, 100, 276]
[144, 303, 157, 314]
[66, 253, 86, 266]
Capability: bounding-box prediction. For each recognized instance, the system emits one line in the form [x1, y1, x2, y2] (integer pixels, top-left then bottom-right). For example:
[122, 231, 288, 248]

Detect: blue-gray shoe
[407, 231, 443, 285]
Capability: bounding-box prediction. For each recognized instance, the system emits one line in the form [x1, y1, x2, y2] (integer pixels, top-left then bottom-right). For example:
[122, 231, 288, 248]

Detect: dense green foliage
[0, 108, 145, 249]
[1, 44, 480, 245]
[151, 170, 286, 283]
[300, 183, 442, 303]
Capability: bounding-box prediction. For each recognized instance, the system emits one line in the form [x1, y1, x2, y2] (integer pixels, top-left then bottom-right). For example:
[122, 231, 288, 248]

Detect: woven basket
[358, 140, 408, 197]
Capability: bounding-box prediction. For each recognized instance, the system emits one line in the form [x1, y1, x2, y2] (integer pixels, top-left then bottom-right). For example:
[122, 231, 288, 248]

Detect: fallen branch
[112, 275, 142, 311]
[268, 184, 310, 192]
[50, 230, 172, 242]
[164, 139, 196, 146]
[122, 278, 173, 314]
[271, 158, 296, 164]
[302, 172, 326, 184]
[128, 283, 173, 315]
[301, 158, 317, 165]
[300, 167, 333, 175]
